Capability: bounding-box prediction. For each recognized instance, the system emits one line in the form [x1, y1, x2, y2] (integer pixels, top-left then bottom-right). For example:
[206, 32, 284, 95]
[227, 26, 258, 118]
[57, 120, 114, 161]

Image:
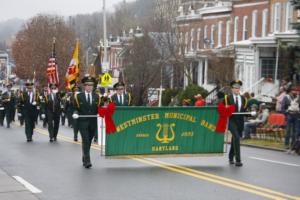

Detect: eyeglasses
[117, 88, 124, 90]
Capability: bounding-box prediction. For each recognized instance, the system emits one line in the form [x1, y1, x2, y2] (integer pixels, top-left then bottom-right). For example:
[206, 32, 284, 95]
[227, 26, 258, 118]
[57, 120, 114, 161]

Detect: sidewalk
[0, 168, 39, 200]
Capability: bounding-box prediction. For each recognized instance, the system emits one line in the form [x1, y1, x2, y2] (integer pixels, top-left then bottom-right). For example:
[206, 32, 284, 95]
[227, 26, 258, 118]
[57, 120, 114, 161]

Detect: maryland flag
[47, 38, 59, 86]
[65, 40, 80, 90]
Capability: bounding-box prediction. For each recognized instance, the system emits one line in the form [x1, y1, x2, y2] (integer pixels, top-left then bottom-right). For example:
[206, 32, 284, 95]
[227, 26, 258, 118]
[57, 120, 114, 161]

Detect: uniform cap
[230, 80, 243, 88]
[81, 76, 96, 85]
[113, 82, 125, 89]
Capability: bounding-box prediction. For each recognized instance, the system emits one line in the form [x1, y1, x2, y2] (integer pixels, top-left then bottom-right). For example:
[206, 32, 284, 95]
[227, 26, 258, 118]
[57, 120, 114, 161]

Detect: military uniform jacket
[224, 94, 248, 132]
[2, 91, 16, 109]
[0, 94, 4, 111]
[74, 92, 101, 121]
[18, 91, 39, 117]
[111, 92, 131, 106]
[43, 93, 62, 113]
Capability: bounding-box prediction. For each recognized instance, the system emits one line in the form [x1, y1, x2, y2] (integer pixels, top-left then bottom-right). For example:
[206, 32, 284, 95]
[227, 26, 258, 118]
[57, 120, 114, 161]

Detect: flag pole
[52, 37, 56, 58]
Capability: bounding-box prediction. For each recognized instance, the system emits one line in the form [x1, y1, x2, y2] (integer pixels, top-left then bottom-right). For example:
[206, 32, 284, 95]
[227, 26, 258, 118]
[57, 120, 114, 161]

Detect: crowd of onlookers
[242, 78, 300, 155]
[167, 78, 300, 155]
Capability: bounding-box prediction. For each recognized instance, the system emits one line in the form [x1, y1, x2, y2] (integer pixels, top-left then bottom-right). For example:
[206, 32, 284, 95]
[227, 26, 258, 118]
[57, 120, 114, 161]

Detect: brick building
[176, 0, 299, 96]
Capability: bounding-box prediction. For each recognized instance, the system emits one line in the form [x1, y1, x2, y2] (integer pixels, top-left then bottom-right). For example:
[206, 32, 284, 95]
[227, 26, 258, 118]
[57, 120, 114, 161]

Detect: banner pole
[225, 118, 229, 153]
[97, 115, 102, 156]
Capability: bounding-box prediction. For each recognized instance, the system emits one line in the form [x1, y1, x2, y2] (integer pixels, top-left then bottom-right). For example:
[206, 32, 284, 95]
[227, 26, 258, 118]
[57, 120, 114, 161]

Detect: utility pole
[102, 0, 108, 72]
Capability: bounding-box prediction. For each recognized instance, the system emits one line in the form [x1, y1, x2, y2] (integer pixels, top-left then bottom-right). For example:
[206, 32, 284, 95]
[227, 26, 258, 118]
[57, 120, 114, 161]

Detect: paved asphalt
[0, 120, 299, 200]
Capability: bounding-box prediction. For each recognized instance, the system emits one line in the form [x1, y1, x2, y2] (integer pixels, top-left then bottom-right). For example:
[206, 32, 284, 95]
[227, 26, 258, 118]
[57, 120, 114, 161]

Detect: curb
[241, 143, 286, 152]
[225, 141, 286, 152]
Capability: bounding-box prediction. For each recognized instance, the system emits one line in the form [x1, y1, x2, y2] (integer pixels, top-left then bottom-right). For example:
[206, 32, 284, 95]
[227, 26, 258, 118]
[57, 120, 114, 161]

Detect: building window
[204, 25, 208, 49]
[252, 10, 257, 38]
[179, 32, 183, 55]
[234, 16, 239, 42]
[196, 28, 201, 50]
[190, 29, 194, 51]
[261, 58, 276, 80]
[211, 25, 215, 48]
[226, 20, 231, 46]
[274, 3, 281, 32]
[262, 9, 268, 37]
[243, 16, 248, 40]
[185, 32, 188, 53]
[286, 2, 293, 31]
[218, 21, 222, 47]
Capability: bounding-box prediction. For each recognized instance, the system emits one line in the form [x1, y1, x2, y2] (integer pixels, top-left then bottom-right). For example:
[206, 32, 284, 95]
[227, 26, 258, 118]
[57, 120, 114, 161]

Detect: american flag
[47, 39, 59, 86]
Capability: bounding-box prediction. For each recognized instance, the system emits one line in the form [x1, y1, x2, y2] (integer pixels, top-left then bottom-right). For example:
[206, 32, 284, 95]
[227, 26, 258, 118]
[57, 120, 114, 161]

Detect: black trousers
[25, 116, 35, 140]
[228, 120, 242, 163]
[5, 107, 14, 126]
[73, 119, 79, 139]
[47, 111, 60, 139]
[0, 110, 4, 126]
[79, 120, 96, 163]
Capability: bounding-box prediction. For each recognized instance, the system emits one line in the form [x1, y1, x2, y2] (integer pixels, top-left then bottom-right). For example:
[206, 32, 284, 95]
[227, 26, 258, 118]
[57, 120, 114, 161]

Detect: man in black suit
[70, 86, 80, 141]
[2, 83, 16, 128]
[224, 80, 248, 167]
[73, 76, 101, 168]
[41, 84, 61, 142]
[18, 80, 39, 142]
[111, 82, 131, 106]
[0, 90, 5, 126]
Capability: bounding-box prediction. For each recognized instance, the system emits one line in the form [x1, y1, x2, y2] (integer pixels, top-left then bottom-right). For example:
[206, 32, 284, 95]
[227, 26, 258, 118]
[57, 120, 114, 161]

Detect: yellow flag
[65, 40, 80, 90]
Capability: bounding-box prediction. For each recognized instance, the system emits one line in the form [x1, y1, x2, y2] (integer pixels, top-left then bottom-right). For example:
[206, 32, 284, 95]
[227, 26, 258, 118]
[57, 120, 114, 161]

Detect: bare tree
[151, 0, 193, 88]
[124, 33, 162, 105]
[12, 15, 76, 88]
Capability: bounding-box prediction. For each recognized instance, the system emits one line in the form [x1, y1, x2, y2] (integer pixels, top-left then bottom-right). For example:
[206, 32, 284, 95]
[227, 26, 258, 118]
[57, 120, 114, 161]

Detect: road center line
[249, 157, 300, 167]
[12, 176, 42, 193]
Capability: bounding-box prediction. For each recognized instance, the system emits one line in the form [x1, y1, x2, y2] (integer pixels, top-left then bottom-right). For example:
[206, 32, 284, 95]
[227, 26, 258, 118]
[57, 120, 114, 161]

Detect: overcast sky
[0, 0, 134, 22]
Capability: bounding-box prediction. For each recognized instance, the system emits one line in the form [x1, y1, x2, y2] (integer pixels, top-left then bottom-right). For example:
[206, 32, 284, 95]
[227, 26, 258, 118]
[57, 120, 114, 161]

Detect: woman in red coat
[194, 94, 206, 106]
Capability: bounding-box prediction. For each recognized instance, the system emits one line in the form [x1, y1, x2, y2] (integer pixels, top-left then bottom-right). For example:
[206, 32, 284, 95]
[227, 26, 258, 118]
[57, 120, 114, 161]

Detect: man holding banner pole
[224, 80, 248, 167]
[72, 75, 101, 168]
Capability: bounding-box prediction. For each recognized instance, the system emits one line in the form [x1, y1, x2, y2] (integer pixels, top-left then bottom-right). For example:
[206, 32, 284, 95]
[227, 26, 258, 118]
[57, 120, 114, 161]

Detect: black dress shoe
[54, 137, 57, 141]
[229, 160, 235, 165]
[84, 163, 92, 168]
[235, 162, 243, 167]
[74, 138, 78, 142]
[49, 139, 54, 142]
[27, 139, 32, 142]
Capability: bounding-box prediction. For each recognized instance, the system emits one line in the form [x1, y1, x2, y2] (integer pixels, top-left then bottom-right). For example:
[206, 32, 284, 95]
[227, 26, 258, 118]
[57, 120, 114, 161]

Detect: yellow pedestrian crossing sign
[100, 72, 112, 86]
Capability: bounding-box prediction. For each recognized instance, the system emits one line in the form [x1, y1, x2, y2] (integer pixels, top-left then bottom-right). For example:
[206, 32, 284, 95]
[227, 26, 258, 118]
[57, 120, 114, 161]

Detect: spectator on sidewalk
[243, 103, 269, 139]
[275, 87, 287, 112]
[281, 90, 299, 149]
[194, 94, 206, 106]
[248, 92, 259, 110]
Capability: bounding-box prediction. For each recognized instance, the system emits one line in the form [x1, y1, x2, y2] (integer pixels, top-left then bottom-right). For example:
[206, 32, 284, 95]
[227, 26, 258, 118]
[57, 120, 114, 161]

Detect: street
[0, 122, 299, 200]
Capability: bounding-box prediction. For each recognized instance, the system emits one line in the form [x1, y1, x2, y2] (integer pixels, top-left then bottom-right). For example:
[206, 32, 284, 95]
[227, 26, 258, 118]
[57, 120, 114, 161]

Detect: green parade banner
[105, 106, 224, 156]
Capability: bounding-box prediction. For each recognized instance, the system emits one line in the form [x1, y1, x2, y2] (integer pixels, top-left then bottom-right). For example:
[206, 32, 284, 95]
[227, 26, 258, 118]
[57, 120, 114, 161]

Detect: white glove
[32, 101, 37, 106]
[61, 113, 65, 117]
[72, 113, 79, 119]
[41, 114, 46, 119]
[0, 107, 4, 110]
[250, 111, 257, 116]
[17, 113, 22, 117]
